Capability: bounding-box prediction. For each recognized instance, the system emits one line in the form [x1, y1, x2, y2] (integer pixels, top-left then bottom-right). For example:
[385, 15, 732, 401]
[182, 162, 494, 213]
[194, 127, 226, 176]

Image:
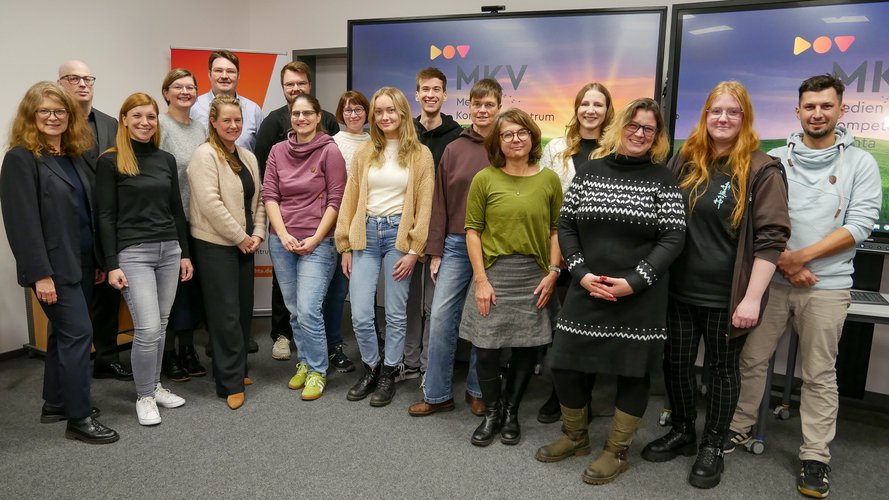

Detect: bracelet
[548, 265, 561, 275]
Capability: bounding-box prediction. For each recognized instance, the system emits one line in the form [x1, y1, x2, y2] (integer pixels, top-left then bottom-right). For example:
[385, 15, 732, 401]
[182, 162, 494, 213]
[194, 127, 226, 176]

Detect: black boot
[500, 364, 533, 445]
[537, 386, 561, 424]
[370, 365, 397, 407]
[641, 417, 697, 462]
[347, 363, 380, 401]
[688, 431, 725, 489]
[471, 376, 503, 447]
[179, 345, 207, 377]
[162, 349, 190, 382]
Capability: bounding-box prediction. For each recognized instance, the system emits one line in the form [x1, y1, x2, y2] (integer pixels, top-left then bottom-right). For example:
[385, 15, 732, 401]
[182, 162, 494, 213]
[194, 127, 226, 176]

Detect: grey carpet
[1, 318, 887, 499]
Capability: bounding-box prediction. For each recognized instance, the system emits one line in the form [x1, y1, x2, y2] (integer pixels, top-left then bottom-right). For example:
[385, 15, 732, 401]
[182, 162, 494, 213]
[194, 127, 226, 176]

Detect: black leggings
[475, 346, 537, 380]
[664, 299, 748, 436]
[552, 368, 650, 418]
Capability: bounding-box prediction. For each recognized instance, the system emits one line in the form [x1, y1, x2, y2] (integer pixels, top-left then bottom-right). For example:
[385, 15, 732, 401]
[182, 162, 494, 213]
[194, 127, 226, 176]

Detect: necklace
[504, 163, 532, 196]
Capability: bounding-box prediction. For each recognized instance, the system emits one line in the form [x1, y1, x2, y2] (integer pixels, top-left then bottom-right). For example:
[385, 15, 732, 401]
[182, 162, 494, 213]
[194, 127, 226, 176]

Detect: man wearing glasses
[254, 61, 339, 361]
[190, 50, 264, 151]
[57, 60, 133, 383]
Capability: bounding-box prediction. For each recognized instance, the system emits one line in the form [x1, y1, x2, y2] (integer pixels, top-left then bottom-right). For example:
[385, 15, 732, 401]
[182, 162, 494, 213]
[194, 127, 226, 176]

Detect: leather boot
[162, 349, 190, 382]
[179, 345, 207, 377]
[369, 365, 397, 407]
[641, 417, 697, 462]
[537, 386, 561, 424]
[500, 363, 532, 445]
[535, 405, 592, 462]
[471, 376, 502, 447]
[347, 363, 380, 401]
[582, 408, 642, 485]
[688, 430, 725, 489]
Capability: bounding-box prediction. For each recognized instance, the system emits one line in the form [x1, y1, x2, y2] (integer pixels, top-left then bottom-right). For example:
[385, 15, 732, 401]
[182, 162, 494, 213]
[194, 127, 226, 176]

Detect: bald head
[58, 60, 95, 113]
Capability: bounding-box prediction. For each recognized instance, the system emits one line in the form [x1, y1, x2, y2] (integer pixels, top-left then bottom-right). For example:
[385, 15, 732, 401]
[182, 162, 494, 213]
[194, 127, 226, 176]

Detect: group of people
[0, 48, 880, 499]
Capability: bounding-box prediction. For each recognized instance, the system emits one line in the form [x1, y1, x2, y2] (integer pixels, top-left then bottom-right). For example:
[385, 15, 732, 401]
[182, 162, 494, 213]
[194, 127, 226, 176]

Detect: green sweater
[464, 166, 562, 271]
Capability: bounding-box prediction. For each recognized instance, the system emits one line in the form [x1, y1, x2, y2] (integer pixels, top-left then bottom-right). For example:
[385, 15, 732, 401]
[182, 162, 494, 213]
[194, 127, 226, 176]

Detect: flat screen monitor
[349, 9, 666, 141]
[668, 0, 889, 252]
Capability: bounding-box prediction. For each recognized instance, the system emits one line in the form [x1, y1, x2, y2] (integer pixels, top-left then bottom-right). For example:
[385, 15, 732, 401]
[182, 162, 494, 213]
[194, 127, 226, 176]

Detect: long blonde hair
[105, 93, 160, 176]
[7, 81, 92, 157]
[207, 94, 243, 173]
[592, 98, 670, 164]
[558, 82, 614, 170]
[367, 87, 424, 168]
[679, 81, 759, 229]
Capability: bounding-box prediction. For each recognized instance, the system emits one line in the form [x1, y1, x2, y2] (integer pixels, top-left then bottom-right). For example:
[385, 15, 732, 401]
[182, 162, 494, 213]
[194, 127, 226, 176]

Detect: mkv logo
[794, 35, 855, 55]
[430, 44, 470, 60]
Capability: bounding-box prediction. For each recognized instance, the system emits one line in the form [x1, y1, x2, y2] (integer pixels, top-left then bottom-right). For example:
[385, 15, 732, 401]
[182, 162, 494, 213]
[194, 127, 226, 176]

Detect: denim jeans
[118, 240, 181, 397]
[269, 234, 336, 374]
[423, 234, 480, 403]
[323, 252, 348, 348]
[350, 215, 412, 368]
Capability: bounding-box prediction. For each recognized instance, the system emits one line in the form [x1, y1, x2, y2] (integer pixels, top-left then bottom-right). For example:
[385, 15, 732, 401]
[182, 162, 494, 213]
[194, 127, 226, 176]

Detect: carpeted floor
[1, 317, 887, 499]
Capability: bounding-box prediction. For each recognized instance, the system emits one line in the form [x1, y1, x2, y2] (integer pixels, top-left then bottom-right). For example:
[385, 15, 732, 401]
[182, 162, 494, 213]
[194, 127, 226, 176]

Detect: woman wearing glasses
[535, 98, 685, 486]
[264, 93, 346, 401]
[641, 82, 789, 489]
[460, 109, 563, 447]
[159, 68, 207, 383]
[335, 87, 433, 408]
[1, 81, 118, 444]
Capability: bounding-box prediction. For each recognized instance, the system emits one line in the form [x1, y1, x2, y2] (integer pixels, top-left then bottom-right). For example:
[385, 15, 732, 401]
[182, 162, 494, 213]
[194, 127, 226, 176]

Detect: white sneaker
[272, 334, 292, 360]
[154, 383, 185, 408]
[136, 396, 161, 426]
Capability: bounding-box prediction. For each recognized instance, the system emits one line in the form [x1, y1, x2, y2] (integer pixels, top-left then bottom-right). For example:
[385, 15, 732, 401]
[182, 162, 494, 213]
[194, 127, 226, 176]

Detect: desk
[847, 291, 889, 325]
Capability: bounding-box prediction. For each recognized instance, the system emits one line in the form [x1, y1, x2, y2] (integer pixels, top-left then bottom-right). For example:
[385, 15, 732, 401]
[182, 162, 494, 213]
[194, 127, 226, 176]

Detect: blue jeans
[423, 234, 480, 403]
[350, 215, 411, 368]
[323, 252, 348, 348]
[269, 234, 336, 374]
[118, 241, 181, 397]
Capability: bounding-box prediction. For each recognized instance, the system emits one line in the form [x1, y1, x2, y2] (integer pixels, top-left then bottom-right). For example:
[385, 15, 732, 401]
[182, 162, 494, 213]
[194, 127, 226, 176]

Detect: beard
[804, 123, 834, 140]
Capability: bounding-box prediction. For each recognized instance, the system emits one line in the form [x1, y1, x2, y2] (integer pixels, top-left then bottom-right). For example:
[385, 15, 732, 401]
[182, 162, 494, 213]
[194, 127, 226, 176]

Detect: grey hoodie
[767, 126, 882, 289]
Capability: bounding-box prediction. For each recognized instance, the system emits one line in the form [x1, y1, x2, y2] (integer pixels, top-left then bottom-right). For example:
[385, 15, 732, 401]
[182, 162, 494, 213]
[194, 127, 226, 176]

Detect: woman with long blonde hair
[335, 87, 434, 408]
[96, 92, 193, 426]
[640, 82, 789, 489]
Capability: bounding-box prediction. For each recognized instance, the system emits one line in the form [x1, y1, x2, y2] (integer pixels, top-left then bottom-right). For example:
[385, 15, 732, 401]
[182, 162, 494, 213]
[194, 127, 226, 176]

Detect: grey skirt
[459, 255, 553, 349]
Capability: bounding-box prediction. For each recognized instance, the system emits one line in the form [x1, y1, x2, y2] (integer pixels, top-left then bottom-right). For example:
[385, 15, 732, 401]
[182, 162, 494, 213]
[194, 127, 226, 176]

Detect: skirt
[459, 255, 553, 349]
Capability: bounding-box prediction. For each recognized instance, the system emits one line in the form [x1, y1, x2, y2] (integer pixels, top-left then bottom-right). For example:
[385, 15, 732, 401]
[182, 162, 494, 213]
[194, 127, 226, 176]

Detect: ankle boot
[162, 349, 190, 382]
[688, 431, 725, 489]
[471, 376, 503, 447]
[641, 417, 697, 462]
[369, 365, 397, 407]
[180, 345, 207, 377]
[582, 408, 642, 485]
[347, 363, 380, 401]
[500, 364, 532, 445]
[537, 386, 561, 424]
[535, 405, 592, 462]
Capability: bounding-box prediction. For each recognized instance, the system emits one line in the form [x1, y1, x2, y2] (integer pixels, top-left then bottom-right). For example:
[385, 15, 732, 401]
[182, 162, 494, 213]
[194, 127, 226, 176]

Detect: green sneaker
[301, 372, 326, 401]
[288, 362, 309, 390]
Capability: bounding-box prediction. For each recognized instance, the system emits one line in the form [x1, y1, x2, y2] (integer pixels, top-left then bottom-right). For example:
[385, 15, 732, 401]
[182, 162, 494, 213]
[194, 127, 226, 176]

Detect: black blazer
[0, 147, 95, 287]
[82, 108, 118, 178]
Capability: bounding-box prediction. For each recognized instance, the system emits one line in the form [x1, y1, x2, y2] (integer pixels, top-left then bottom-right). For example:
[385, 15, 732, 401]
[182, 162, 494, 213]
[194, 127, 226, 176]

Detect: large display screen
[349, 9, 665, 141]
[669, 0, 889, 240]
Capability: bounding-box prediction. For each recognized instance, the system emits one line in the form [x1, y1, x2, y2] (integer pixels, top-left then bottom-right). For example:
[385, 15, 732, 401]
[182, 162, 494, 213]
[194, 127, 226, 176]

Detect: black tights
[552, 368, 650, 418]
[475, 346, 538, 380]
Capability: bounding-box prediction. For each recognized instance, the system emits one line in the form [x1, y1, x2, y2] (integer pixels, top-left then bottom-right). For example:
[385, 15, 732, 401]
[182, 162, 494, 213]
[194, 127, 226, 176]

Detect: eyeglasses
[343, 107, 365, 116]
[169, 84, 197, 92]
[283, 81, 310, 90]
[291, 110, 317, 118]
[60, 75, 96, 86]
[470, 101, 498, 110]
[36, 108, 69, 119]
[211, 68, 238, 76]
[500, 129, 531, 142]
[707, 107, 743, 120]
[624, 122, 657, 139]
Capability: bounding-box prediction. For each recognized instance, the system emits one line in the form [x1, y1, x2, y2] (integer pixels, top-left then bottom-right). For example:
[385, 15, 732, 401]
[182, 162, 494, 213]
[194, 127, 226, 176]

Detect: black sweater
[96, 140, 190, 269]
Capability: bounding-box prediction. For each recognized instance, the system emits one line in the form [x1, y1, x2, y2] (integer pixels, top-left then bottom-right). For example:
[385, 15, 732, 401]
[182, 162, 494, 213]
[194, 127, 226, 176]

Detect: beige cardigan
[187, 142, 267, 246]
[334, 141, 434, 258]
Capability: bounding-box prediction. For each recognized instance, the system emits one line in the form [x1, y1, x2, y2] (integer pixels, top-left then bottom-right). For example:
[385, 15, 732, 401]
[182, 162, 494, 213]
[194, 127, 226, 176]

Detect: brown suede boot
[535, 405, 591, 462]
[582, 408, 642, 485]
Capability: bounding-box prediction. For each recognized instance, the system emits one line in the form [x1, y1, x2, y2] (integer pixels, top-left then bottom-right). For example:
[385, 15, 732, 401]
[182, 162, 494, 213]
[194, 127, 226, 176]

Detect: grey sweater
[160, 113, 207, 221]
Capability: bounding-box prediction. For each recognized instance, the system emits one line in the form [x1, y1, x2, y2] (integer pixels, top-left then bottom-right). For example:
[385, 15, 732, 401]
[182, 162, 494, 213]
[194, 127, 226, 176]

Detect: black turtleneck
[95, 140, 190, 269]
[572, 137, 600, 170]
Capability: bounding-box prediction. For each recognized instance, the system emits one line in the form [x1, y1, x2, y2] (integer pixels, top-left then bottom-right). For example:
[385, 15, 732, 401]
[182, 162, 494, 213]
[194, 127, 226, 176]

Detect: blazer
[187, 143, 267, 246]
[82, 108, 118, 178]
[0, 147, 95, 287]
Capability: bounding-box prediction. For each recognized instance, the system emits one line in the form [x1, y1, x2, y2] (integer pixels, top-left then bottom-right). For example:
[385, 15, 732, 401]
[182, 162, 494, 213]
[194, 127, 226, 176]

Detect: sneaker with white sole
[154, 383, 185, 408]
[136, 396, 161, 426]
[393, 362, 420, 383]
[272, 335, 292, 360]
[301, 372, 326, 401]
